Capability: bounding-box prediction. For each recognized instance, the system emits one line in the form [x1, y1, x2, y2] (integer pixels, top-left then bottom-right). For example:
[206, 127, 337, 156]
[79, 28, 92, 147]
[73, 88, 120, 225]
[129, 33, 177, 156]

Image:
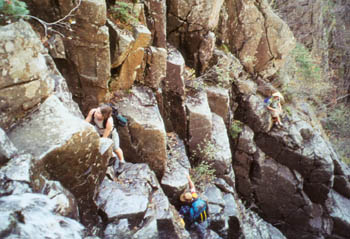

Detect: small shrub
[110, 1, 138, 24]
[0, 0, 29, 23]
[214, 66, 234, 88]
[190, 139, 217, 190]
[230, 120, 243, 139]
[219, 44, 230, 54]
[190, 161, 216, 191]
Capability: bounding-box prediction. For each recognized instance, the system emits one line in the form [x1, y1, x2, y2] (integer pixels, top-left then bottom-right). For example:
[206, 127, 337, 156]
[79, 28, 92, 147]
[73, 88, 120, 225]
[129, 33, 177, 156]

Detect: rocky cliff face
[273, 0, 350, 100]
[1, 0, 350, 239]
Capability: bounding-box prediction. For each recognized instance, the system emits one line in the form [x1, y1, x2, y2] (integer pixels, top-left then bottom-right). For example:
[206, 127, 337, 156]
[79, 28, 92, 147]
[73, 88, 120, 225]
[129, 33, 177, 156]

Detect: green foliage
[190, 161, 216, 191]
[292, 43, 321, 80]
[0, 0, 29, 23]
[324, 103, 350, 135]
[214, 66, 233, 88]
[230, 120, 243, 139]
[190, 139, 217, 190]
[280, 42, 332, 107]
[219, 44, 230, 54]
[323, 103, 350, 164]
[110, 1, 138, 24]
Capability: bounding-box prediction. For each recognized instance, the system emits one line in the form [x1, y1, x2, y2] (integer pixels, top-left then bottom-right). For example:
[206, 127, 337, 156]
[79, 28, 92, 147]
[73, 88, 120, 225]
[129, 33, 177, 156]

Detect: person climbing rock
[267, 92, 284, 128]
[85, 103, 125, 171]
[179, 175, 209, 238]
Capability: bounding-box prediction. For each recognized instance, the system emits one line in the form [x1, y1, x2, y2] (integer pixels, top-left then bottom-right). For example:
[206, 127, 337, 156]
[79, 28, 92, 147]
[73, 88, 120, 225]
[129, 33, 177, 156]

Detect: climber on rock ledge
[85, 103, 125, 171]
[266, 91, 285, 128]
[179, 175, 209, 238]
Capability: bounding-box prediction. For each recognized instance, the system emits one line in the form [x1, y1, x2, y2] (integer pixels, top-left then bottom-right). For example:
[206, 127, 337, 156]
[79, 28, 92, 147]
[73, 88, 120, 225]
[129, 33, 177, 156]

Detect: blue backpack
[189, 198, 208, 223]
[264, 96, 272, 105]
[107, 103, 128, 127]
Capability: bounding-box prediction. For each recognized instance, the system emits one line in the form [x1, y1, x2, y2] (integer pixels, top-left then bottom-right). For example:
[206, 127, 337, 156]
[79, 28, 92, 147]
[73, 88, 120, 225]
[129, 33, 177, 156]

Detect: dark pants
[189, 220, 209, 239]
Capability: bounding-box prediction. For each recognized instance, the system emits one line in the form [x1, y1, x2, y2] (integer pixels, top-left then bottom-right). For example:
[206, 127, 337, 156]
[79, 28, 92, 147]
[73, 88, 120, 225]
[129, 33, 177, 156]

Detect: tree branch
[20, 0, 82, 37]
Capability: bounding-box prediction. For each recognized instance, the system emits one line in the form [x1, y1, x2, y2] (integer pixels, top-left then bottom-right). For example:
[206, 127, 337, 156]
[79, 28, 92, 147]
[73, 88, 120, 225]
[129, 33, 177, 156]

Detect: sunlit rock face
[0, 128, 18, 166]
[167, 0, 224, 73]
[0, 20, 54, 131]
[219, 0, 295, 78]
[97, 163, 188, 239]
[0, 193, 84, 239]
[8, 95, 110, 227]
[0, 20, 82, 132]
[161, 133, 191, 205]
[113, 87, 167, 179]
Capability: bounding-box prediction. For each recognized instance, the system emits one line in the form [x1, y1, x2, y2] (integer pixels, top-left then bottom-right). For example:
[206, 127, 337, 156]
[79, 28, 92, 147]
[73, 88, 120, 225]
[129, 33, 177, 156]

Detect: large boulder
[167, 0, 224, 72]
[161, 133, 191, 204]
[333, 158, 350, 198]
[8, 95, 112, 227]
[209, 113, 232, 176]
[236, 94, 272, 133]
[251, 155, 331, 238]
[0, 193, 85, 239]
[223, 0, 295, 78]
[110, 24, 152, 90]
[0, 154, 34, 196]
[167, 0, 224, 32]
[206, 86, 230, 123]
[107, 19, 135, 69]
[255, 113, 335, 204]
[39, 180, 79, 219]
[144, 0, 167, 48]
[114, 87, 167, 178]
[143, 46, 167, 89]
[326, 190, 350, 238]
[186, 91, 212, 158]
[162, 45, 187, 139]
[0, 128, 18, 166]
[98, 163, 185, 239]
[46, 0, 110, 114]
[0, 20, 54, 131]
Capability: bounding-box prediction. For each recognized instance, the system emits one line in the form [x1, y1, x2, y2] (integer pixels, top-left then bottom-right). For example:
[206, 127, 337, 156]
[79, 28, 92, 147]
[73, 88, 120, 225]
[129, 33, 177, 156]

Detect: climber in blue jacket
[179, 175, 209, 238]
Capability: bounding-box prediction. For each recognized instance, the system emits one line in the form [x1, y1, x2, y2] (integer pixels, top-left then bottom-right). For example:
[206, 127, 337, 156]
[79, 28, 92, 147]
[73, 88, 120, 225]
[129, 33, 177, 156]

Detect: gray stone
[40, 180, 79, 220]
[203, 185, 225, 207]
[104, 219, 131, 239]
[75, 0, 106, 26]
[0, 153, 33, 183]
[162, 133, 191, 204]
[209, 113, 232, 176]
[108, 19, 135, 68]
[8, 95, 109, 227]
[0, 20, 55, 130]
[165, 45, 186, 96]
[0, 193, 84, 239]
[223, 0, 295, 78]
[239, 94, 272, 133]
[223, 193, 238, 218]
[206, 86, 230, 123]
[144, 46, 167, 89]
[0, 154, 34, 196]
[326, 190, 350, 238]
[144, 0, 167, 48]
[114, 87, 167, 178]
[186, 91, 212, 156]
[237, 125, 257, 155]
[96, 177, 149, 220]
[0, 128, 18, 165]
[333, 159, 350, 198]
[132, 218, 158, 239]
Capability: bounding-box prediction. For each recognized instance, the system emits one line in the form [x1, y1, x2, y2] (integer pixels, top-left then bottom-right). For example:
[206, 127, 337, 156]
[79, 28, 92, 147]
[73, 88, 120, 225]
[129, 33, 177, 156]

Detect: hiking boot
[116, 160, 125, 175]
